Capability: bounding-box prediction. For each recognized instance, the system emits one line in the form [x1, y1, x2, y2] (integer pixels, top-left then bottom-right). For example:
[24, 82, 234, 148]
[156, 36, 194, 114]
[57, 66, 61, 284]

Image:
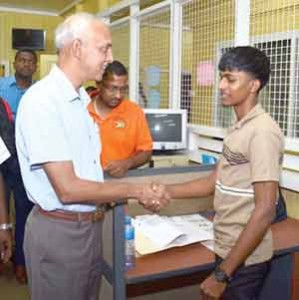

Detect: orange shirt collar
[87, 99, 128, 122]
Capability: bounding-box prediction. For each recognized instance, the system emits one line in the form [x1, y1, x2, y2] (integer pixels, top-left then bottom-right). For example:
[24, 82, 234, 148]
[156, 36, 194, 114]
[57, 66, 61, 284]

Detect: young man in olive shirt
[167, 46, 283, 299]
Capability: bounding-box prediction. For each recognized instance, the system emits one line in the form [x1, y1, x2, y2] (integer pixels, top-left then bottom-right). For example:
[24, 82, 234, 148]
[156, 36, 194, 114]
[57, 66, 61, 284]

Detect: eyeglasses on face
[102, 83, 129, 95]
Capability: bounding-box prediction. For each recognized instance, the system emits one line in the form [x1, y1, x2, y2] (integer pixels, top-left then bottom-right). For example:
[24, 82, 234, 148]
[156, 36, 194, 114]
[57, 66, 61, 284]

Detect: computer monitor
[144, 108, 187, 151]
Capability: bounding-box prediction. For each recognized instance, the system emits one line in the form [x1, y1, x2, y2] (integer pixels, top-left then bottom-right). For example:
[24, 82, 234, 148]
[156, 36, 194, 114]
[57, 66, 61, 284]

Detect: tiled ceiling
[0, 0, 81, 15]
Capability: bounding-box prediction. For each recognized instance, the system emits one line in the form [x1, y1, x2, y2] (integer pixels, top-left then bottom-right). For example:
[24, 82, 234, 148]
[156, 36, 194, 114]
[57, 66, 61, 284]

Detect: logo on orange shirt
[114, 119, 126, 129]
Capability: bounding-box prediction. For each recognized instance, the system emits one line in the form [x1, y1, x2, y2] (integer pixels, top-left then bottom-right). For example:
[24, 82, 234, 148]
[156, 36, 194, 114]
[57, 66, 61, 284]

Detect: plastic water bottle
[124, 216, 135, 271]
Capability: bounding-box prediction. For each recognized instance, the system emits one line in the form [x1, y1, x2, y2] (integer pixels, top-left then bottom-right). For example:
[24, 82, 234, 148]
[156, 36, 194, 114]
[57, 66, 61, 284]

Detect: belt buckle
[92, 210, 103, 222]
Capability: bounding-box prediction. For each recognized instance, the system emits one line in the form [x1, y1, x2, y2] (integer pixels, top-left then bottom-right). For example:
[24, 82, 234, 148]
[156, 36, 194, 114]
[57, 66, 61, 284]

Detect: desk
[102, 166, 299, 300]
[124, 218, 299, 299]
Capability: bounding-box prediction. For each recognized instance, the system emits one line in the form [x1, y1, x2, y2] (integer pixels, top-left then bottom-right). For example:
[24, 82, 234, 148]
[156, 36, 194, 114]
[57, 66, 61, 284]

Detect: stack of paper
[133, 214, 214, 255]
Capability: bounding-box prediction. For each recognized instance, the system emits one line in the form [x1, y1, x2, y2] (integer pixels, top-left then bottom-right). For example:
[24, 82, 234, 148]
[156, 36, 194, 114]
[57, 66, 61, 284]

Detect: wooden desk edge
[126, 217, 299, 285]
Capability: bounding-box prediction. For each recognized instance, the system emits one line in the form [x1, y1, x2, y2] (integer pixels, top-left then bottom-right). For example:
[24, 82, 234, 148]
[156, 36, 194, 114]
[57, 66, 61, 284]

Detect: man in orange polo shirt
[88, 61, 153, 177]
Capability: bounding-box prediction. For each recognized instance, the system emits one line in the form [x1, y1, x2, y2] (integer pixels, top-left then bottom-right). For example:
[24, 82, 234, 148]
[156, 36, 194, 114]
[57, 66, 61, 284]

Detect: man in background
[0, 49, 37, 120]
[0, 92, 34, 284]
[16, 13, 169, 300]
[0, 49, 37, 284]
[0, 113, 13, 269]
[0, 168, 12, 265]
[0, 96, 13, 274]
[88, 60, 153, 178]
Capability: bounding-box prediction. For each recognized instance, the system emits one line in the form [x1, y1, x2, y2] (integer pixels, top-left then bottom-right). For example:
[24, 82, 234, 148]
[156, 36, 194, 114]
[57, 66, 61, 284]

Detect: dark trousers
[215, 256, 270, 300]
[2, 155, 33, 266]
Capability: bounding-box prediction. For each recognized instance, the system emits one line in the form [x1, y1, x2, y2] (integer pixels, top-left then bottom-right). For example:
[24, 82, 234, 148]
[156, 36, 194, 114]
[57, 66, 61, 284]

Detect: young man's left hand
[200, 274, 227, 299]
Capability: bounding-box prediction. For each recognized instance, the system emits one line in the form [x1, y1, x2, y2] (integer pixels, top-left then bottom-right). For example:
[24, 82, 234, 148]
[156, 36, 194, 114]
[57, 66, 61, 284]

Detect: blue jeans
[2, 155, 33, 266]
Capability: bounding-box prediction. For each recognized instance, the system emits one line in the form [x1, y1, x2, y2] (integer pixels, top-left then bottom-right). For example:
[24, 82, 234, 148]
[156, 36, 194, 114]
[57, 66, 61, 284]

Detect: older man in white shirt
[16, 13, 170, 300]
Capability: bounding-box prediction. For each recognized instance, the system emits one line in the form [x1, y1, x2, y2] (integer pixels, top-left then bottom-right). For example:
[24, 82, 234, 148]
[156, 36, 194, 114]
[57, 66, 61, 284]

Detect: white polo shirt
[16, 65, 103, 212]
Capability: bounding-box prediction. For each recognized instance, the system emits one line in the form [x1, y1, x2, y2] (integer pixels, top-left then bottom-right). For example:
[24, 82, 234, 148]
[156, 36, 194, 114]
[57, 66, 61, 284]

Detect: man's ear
[250, 79, 261, 93]
[71, 39, 82, 59]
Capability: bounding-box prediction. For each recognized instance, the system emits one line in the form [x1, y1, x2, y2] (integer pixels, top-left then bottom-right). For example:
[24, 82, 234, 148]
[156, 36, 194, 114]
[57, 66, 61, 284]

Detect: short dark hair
[85, 86, 96, 93]
[101, 60, 128, 82]
[15, 49, 37, 63]
[218, 46, 270, 91]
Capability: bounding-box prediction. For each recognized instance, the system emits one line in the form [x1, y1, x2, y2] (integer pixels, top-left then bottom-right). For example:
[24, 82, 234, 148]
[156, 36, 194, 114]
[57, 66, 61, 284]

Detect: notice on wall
[197, 60, 215, 86]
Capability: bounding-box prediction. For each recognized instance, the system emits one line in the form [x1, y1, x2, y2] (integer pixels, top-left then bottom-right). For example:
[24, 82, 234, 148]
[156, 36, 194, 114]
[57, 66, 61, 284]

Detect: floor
[0, 268, 199, 300]
[0, 197, 30, 300]
[0, 263, 200, 300]
[0, 262, 29, 300]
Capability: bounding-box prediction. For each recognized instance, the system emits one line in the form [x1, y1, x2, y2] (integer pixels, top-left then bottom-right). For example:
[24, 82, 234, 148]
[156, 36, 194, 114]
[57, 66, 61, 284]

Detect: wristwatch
[213, 265, 232, 283]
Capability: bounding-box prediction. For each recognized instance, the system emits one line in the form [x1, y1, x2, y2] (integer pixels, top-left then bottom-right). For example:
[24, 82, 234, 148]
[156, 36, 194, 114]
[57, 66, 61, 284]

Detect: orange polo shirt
[88, 99, 153, 168]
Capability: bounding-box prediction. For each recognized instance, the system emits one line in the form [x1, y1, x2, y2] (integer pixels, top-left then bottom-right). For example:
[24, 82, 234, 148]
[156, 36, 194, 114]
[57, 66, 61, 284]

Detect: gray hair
[55, 13, 97, 50]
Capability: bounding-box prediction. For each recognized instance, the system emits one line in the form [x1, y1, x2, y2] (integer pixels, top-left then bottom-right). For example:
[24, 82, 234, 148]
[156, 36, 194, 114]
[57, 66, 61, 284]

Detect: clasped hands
[138, 182, 171, 212]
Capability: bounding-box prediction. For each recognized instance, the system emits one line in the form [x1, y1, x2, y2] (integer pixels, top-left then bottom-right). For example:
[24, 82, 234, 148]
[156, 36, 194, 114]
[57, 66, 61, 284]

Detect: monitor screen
[12, 28, 46, 50]
[144, 109, 187, 151]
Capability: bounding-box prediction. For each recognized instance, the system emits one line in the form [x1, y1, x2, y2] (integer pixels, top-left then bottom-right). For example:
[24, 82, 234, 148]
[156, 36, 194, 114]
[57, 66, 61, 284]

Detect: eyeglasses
[102, 84, 129, 95]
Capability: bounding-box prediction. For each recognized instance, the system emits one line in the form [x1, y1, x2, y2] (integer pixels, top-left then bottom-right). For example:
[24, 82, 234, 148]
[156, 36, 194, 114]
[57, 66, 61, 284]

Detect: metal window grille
[139, 7, 171, 108]
[181, 0, 235, 127]
[110, 21, 130, 69]
[250, 0, 299, 139]
[256, 36, 294, 137]
[214, 33, 298, 134]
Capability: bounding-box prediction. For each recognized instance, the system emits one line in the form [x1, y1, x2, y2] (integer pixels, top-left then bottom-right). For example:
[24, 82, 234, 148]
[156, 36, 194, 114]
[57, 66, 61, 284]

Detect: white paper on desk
[171, 214, 214, 234]
[0, 137, 10, 165]
[135, 215, 183, 248]
[134, 214, 214, 255]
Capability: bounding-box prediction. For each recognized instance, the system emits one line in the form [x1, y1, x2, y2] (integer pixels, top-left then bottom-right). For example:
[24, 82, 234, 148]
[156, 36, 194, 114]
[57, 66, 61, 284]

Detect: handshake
[135, 182, 171, 213]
